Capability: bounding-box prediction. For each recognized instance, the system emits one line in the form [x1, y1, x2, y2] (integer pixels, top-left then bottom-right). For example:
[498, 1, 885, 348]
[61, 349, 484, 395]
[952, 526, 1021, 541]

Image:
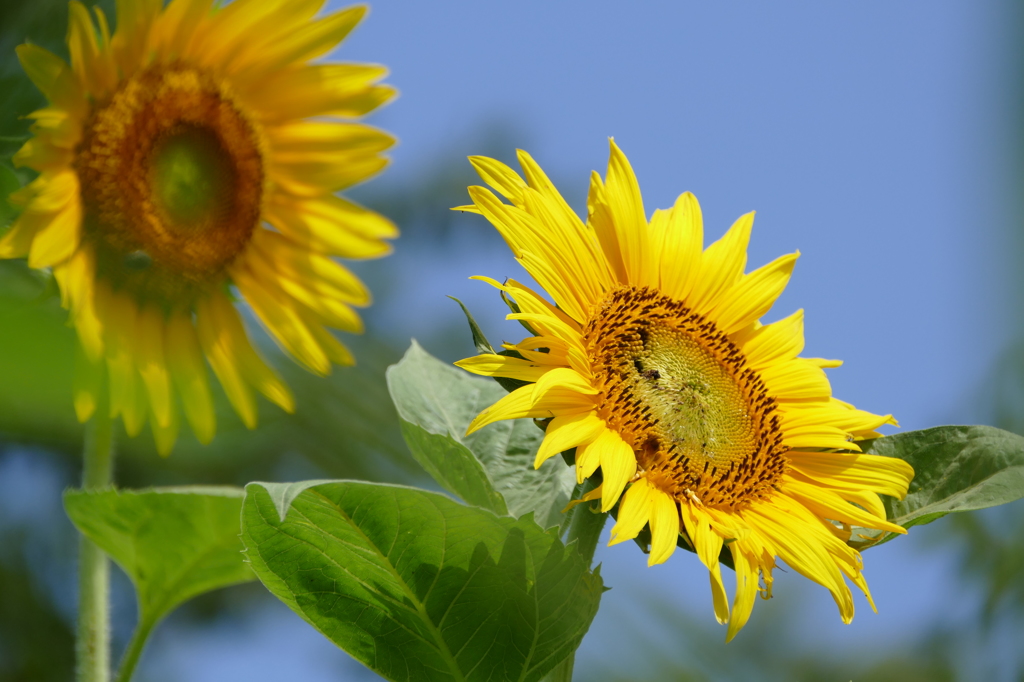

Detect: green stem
[114, 618, 155, 682]
[76, 392, 114, 682]
[549, 479, 608, 682]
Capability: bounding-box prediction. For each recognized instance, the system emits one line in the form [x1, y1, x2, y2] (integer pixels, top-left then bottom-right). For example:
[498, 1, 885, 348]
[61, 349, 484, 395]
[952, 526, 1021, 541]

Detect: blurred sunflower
[1, 0, 396, 453]
[455, 141, 914, 640]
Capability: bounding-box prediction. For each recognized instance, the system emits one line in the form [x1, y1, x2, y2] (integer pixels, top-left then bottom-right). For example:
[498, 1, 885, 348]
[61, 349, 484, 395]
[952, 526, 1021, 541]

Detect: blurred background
[2, 1, 1023, 680]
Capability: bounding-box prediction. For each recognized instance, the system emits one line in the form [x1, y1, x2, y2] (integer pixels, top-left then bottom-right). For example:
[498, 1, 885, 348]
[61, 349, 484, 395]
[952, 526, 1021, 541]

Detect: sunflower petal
[166, 312, 216, 444]
[534, 411, 605, 468]
[608, 477, 654, 546]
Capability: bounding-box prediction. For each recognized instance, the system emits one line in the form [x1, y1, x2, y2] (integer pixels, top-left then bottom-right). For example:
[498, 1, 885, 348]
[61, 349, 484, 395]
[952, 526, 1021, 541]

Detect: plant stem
[76, 392, 114, 682]
[548, 479, 608, 682]
[114, 618, 154, 682]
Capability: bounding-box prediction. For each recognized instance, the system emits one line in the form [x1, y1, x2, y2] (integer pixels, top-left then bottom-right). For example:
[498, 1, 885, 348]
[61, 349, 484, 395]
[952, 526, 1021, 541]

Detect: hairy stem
[76, 392, 114, 682]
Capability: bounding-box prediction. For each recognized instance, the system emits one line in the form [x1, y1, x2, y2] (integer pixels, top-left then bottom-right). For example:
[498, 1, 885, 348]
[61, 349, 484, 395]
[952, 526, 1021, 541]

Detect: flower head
[456, 141, 914, 640]
[3, 0, 396, 453]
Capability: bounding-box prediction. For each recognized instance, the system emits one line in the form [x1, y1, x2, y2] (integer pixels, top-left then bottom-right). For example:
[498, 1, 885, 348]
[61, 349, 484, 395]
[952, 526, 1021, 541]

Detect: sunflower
[1, 0, 396, 453]
[455, 141, 914, 640]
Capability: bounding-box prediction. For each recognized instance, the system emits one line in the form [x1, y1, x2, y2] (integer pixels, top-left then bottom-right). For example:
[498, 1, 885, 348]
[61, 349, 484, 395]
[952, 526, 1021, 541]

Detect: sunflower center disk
[632, 326, 757, 467]
[584, 286, 787, 509]
[76, 66, 263, 305]
[151, 126, 235, 231]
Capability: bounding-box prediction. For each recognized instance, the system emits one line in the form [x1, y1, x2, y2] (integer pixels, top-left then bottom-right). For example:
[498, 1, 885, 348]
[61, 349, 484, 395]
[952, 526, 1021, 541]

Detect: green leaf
[63, 486, 254, 625]
[449, 295, 530, 393]
[0, 163, 21, 228]
[241, 480, 604, 682]
[387, 341, 576, 530]
[850, 425, 1024, 548]
[448, 295, 495, 354]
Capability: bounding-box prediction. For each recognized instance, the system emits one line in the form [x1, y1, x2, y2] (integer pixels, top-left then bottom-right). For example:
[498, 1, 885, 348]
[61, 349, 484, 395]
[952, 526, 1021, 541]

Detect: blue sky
[120, 0, 1024, 678]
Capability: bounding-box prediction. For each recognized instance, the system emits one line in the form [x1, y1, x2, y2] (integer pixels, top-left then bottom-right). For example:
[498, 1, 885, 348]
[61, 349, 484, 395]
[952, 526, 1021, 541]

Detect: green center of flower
[629, 323, 758, 469]
[75, 65, 264, 306]
[151, 125, 235, 232]
[584, 286, 787, 509]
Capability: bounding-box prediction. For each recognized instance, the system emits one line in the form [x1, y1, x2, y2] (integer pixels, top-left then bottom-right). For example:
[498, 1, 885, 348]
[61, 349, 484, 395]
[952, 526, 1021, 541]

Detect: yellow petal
[517, 152, 606, 289]
[688, 211, 754, 313]
[465, 381, 594, 434]
[154, 0, 213, 61]
[783, 425, 860, 451]
[265, 268, 364, 334]
[749, 502, 854, 623]
[647, 487, 680, 566]
[29, 196, 81, 268]
[12, 136, 73, 171]
[60, 246, 104, 361]
[726, 546, 759, 642]
[455, 353, 551, 383]
[196, 294, 257, 429]
[658, 191, 704, 300]
[711, 252, 799, 334]
[679, 502, 725, 572]
[237, 5, 367, 75]
[100, 288, 139, 426]
[733, 309, 805, 370]
[15, 44, 86, 116]
[267, 192, 396, 258]
[254, 229, 370, 304]
[603, 139, 649, 285]
[67, 1, 117, 97]
[534, 411, 605, 468]
[531, 367, 599, 402]
[786, 451, 914, 499]
[273, 149, 389, 196]
[758, 358, 831, 401]
[780, 475, 906, 535]
[207, 292, 295, 413]
[0, 208, 49, 259]
[268, 121, 394, 155]
[507, 312, 583, 347]
[199, 0, 324, 75]
[233, 266, 331, 376]
[305, 321, 355, 368]
[150, 400, 180, 457]
[469, 155, 526, 204]
[586, 170, 627, 284]
[574, 436, 603, 483]
[111, 0, 162, 77]
[496, 277, 583, 333]
[135, 304, 173, 429]
[608, 477, 654, 546]
[592, 429, 636, 512]
[73, 343, 102, 423]
[165, 312, 216, 444]
[244, 63, 391, 122]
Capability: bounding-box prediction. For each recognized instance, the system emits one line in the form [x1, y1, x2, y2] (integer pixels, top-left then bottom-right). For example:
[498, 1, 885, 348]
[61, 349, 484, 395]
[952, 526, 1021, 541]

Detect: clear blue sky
[141, 1, 1022, 678]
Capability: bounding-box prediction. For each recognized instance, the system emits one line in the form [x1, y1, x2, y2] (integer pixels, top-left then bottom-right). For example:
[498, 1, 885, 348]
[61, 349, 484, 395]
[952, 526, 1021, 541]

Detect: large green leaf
[64, 486, 254, 625]
[241, 480, 604, 682]
[387, 341, 575, 530]
[850, 425, 1024, 548]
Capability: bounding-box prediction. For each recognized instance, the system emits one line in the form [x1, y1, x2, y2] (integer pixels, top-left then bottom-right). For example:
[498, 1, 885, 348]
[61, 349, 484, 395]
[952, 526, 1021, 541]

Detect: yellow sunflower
[2, 0, 396, 453]
[455, 141, 914, 640]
